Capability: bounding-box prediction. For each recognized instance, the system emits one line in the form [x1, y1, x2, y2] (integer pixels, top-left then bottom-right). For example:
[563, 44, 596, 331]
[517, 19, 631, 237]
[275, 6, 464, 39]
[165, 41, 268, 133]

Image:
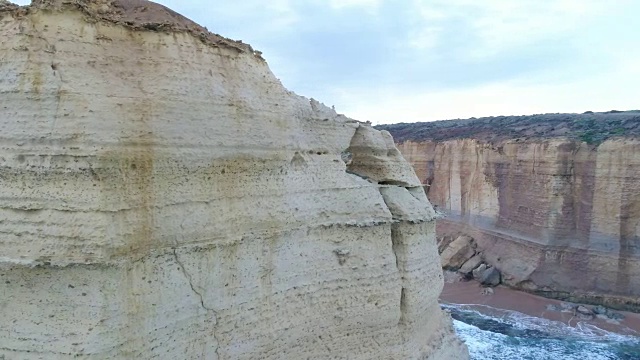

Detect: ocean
[443, 303, 640, 360]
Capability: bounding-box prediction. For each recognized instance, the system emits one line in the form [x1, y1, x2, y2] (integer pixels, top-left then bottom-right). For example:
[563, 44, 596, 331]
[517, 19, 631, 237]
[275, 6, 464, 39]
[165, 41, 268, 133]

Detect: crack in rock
[172, 247, 222, 359]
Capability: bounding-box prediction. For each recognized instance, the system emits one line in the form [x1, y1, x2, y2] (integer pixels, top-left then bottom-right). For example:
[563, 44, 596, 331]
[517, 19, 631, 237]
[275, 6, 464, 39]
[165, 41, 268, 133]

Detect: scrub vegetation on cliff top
[377, 110, 640, 145]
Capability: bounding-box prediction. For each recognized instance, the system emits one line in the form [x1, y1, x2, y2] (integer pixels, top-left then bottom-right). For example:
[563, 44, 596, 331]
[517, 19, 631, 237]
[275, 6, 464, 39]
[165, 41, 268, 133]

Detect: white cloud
[264, 0, 300, 28]
[328, 0, 382, 10]
[407, 26, 442, 50]
[408, 0, 623, 58]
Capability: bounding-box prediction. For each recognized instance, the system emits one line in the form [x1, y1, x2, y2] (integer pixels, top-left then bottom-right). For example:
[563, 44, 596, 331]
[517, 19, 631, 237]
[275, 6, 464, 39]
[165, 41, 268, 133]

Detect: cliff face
[387, 128, 640, 310]
[0, 1, 467, 359]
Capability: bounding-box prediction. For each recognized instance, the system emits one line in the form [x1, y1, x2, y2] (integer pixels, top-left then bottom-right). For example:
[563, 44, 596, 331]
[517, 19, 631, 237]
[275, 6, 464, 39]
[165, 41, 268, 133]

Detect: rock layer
[0, 1, 467, 359]
[391, 136, 640, 311]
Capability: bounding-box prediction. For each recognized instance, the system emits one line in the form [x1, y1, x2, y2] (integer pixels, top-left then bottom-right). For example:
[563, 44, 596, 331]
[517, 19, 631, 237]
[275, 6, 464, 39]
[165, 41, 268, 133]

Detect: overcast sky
[13, 0, 640, 124]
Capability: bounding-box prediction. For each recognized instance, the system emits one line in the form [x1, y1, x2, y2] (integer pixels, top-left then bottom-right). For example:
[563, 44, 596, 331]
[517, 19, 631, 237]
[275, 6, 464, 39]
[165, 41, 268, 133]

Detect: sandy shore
[440, 279, 640, 336]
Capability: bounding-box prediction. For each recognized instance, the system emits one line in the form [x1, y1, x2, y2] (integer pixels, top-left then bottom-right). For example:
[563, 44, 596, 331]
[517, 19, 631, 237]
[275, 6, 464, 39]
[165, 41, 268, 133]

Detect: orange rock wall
[397, 138, 640, 310]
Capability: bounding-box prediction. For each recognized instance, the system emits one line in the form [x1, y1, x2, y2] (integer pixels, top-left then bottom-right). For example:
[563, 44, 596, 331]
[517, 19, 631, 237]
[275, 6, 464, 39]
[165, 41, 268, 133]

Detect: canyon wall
[387, 130, 640, 310]
[0, 1, 467, 359]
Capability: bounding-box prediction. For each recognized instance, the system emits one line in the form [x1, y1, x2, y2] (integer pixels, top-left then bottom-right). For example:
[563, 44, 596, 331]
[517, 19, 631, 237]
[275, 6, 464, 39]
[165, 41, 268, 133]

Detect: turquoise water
[444, 303, 640, 360]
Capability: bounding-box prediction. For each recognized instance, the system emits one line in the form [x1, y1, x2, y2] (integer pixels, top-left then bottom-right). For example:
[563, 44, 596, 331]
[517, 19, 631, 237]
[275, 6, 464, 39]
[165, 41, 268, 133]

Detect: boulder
[472, 264, 488, 280]
[443, 270, 463, 284]
[560, 302, 576, 312]
[440, 235, 476, 270]
[480, 287, 494, 296]
[591, 305, 625, 320]
[437, 235, 455, 254]
[574, 305, 595, 320]
[576, 305, 592, 315]
[458, 253, 483, 275]
[593, 305, 608, 315]
[576, 313, 595, 321]
[607, 310, 625, 321]
[545, 304, 561, 312]
[480, 267, 501, 286]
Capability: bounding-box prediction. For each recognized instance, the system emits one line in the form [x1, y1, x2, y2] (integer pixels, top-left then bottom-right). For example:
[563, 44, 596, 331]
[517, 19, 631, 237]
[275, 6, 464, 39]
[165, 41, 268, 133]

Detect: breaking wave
[443, 303, 640, 360]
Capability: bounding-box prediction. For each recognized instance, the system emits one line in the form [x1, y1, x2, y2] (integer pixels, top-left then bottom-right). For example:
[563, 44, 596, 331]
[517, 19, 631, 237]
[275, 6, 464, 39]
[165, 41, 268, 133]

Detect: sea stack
[0, 1, 467, 358]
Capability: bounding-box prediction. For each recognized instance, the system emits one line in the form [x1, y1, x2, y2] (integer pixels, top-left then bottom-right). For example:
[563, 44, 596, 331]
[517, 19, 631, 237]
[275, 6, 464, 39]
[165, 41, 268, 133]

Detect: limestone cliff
[0, 1, 467, 358]
[380, 115, 640, 311]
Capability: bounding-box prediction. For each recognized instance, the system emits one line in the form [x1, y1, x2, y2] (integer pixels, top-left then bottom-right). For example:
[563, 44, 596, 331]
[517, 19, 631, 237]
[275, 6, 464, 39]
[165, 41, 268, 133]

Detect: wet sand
[440, 280, 640, 336]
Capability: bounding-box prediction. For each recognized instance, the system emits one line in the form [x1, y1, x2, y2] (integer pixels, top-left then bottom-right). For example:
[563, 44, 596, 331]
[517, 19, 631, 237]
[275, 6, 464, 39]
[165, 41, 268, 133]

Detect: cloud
[406, 0, 621, 58]
[330, 51, 640, 124]
[328, 0, 382, 11]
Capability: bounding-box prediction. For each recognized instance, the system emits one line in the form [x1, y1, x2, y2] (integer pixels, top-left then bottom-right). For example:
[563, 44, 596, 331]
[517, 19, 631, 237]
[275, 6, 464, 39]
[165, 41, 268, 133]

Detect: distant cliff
[382, 111, 640, 145]
[0, 1, 467, 358]
[379, 113, 640, 311]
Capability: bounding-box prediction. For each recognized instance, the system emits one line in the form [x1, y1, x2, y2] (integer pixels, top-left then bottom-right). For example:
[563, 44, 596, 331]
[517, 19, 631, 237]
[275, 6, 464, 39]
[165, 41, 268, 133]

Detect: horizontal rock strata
[0, 1, 467, 359]
[390, 135, 640, 311]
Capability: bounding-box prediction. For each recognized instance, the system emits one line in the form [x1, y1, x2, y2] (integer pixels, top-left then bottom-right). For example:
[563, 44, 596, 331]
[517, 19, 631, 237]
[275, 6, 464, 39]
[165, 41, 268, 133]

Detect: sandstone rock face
[0, 1, 468, 359]
[393, 136, 640, 310]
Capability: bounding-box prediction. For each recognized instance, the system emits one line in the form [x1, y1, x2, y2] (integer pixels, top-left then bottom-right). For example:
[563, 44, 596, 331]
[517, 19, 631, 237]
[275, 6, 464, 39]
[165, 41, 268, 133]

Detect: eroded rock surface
[439, 235, 476, 270]
[0, 1, 467, 358]
[384, 122, 640, 311]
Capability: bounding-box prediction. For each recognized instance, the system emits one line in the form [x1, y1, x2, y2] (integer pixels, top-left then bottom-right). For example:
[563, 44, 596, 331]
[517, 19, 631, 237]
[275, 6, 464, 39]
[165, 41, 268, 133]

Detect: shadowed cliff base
[376, 110, 640, 145]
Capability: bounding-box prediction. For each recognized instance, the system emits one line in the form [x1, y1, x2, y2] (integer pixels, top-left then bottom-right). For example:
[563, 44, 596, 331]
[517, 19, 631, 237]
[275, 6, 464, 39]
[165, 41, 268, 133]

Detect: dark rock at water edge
[547, 302, 625, 322]
[480, 267, 501, 287]
[473, 264, 488, 280]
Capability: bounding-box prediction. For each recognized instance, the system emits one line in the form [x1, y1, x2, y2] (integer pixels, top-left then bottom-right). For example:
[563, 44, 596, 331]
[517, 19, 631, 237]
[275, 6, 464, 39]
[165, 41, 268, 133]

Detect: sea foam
[445, 303, 640, 360]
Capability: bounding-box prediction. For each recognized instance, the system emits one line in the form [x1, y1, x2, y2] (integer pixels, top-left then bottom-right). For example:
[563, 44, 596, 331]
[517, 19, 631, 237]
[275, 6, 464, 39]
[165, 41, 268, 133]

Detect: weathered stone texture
[0, 1, 467, 359]
[396, 138, 640, 310]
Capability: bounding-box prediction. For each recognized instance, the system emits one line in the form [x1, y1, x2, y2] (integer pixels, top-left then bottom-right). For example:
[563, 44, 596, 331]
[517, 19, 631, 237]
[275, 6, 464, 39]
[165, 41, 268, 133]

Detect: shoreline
[440, 279, 640, 336]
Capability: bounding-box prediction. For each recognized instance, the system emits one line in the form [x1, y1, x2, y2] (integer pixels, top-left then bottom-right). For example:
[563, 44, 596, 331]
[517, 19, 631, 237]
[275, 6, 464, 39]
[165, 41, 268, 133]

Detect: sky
[12, 0, 640, 124]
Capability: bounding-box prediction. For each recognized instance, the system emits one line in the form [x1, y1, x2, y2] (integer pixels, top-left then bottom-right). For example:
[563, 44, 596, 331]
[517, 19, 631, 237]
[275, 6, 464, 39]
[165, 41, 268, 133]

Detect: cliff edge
[380, 111, 640, 145]
[0, 1, 467, 358]
[379, 114, 640, 311]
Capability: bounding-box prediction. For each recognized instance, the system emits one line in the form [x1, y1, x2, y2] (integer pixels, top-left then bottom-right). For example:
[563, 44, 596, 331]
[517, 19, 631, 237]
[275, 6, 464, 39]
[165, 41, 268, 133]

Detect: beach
[440, 279, 640, 336]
